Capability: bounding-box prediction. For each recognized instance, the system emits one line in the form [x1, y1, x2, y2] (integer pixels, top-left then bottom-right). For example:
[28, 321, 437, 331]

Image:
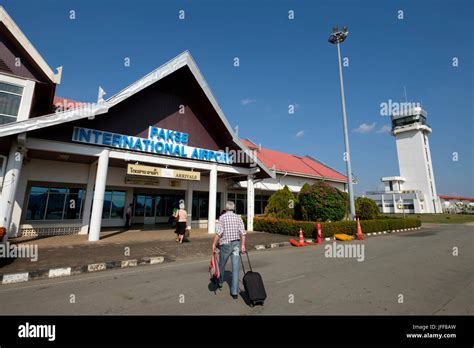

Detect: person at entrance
[173, 203, 188, 243]
[212, 201, 246, 299]
[125, 204, 133, 228]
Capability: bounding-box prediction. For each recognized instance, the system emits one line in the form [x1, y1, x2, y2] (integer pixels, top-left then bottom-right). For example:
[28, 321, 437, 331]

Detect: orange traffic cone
[356, 218, 364, 240]
[298, 228, 305, 244]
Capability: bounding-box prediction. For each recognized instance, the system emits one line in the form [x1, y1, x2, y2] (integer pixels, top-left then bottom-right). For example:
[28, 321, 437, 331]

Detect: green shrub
[340, 191, 350, 219]
[264, 186, 297, 219]
[298, 181, 346, 222]
[295, 183, 311, 220]
[356, 197, 379, 220]
[253, 216, 421, 238]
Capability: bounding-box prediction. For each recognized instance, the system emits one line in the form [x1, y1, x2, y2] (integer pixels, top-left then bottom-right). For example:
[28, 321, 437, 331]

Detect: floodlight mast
[328, 25, 356, 220]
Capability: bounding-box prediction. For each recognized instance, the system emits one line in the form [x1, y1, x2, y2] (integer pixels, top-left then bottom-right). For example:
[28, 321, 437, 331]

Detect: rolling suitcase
[241, 252, 267, 307]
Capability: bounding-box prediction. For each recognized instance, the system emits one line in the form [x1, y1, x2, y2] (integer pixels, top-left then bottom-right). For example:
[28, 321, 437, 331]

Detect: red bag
[209, 250, 220, 282]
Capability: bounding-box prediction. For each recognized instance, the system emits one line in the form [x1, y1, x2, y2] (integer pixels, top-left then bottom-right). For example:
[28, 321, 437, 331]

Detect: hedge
[252, 216, 421, 239]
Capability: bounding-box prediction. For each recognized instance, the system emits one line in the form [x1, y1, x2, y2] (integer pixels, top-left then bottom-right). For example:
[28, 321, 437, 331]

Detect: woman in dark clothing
[173, 203, 188, 243]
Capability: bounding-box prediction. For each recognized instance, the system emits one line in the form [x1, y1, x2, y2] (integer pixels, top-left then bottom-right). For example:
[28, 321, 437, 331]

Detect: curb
[366, 226, 421, 237]
[0, 255, 165, 285]
[252, 227, 424, 250]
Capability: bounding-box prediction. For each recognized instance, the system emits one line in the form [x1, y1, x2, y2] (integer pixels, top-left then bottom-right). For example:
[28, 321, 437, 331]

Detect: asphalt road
[0, 224, 472, 315]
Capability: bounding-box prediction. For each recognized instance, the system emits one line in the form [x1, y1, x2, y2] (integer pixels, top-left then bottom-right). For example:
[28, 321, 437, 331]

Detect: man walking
[212, 201, 246, 299]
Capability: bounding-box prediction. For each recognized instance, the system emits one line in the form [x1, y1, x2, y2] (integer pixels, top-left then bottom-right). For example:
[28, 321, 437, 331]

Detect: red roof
[439, 195, 474, 202]
[53, 96, 86, 111]
[242, 139, 347, 182]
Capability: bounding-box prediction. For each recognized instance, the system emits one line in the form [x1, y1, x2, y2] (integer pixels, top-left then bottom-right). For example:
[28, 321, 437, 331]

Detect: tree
[295, 183, 311, 220]
[298, 181, 346, 222]
[355, 197, 379, 220]
[340, 190, 349, 219]
[264, 185, 296, 219]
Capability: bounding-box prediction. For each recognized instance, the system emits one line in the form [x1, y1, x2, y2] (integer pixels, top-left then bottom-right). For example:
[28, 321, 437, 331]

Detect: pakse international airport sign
[72, 126, 231, 164]
[127, 164, 201, 181]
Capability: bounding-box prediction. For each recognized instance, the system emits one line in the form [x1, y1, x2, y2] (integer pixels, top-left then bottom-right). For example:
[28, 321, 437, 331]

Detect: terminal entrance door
[132, 190, 184, 225]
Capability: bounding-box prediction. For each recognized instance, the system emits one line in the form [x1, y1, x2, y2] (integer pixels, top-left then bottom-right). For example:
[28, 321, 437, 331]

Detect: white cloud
[353, 122, 376, 134]
[241, 98, 256, 106]
[296, 130, 304, 138]
[376, 124, 391, 133]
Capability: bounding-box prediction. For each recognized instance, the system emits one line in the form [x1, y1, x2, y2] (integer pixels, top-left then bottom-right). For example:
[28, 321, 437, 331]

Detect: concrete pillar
[80, 162, 97, 235]
[207, 164, 217, 234]
[0, 141, 25, 242]
[246, 174, 255, 231]
[88, 149, 109, 241]
[10, 164, 28, 238]
[185, 181, 193, 229]
[381, 194, 385, 214]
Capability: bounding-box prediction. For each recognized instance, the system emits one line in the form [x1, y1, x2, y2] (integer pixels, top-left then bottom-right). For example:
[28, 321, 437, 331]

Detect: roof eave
[0, 6, 61, 84]
[274, 169, 348, 183]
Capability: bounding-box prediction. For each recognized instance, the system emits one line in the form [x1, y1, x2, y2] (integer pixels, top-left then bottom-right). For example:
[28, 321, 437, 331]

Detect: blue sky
[4, 0, 473, 196]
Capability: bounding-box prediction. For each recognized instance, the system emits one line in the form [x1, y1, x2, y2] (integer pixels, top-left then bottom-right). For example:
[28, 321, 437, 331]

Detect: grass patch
[380, 213, 474, 224]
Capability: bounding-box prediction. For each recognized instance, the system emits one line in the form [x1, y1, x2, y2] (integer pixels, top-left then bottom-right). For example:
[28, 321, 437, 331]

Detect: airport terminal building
[0, 7, 347, 241]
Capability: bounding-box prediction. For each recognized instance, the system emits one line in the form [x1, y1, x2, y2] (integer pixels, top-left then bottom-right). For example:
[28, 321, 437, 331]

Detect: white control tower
[391, 106, 442, 213]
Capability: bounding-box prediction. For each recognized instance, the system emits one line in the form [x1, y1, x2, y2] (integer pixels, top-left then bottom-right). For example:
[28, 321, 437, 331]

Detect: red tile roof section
[439, 195, 474, 202]
[242, 139, 347, 182]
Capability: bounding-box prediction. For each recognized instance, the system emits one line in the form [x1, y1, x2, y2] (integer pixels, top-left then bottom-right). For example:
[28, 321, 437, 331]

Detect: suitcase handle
[240, 251, 253, 274]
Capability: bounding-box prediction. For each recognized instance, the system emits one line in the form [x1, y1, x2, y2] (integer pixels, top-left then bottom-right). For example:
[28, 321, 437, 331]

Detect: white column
[207, 165, 217, 234]
[381, 194, 385, 214]
[10, 166, 28, 237]
[246, 174, 255, 231]
[0, 142, 24, 242]
[80, 162, 97, 235]
[88, 149, 109, 241]
[185, 181, 193, 229]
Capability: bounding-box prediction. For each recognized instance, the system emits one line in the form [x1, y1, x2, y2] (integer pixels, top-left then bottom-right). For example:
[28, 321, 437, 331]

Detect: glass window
[26, 186, 48, 220]
[111, 191, 126, 218]
[134, 195, 145, 217]
[0, 82, 23, 94]
[255, 201, 262, 215]
[0, 82, 23, 125]
[192, 196, 199, 220]
[262, 198, 268, 212]
[64, 188, 85, 219]
[45, 190, 67, 220]
[165, 196, 176, 217]
[102, 192, 112, 219]
[236, 199, 245, 215]
[145, 196, 154, 217]
[199, 198, 208, 218]
[155, 196, 165, 217]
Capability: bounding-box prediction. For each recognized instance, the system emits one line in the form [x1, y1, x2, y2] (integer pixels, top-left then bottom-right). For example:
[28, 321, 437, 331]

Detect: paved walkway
[0, 228, 290, 275]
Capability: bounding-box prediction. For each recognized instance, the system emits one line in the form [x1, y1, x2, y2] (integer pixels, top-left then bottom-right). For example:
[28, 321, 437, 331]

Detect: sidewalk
[0, 228, 291, 282]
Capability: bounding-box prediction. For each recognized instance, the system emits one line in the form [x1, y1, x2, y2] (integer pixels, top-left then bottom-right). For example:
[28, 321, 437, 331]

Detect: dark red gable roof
[242, 139, 347, 182]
